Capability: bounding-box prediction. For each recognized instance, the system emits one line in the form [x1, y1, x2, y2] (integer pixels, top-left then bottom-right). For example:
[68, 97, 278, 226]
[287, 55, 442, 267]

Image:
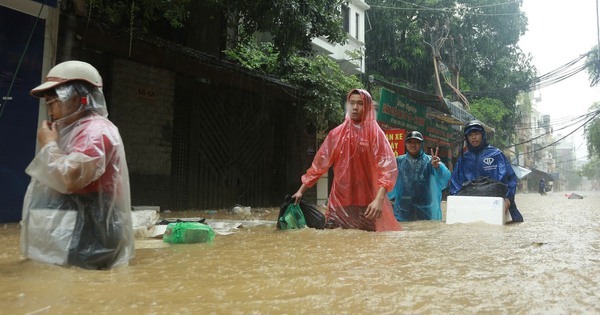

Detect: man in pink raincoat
[292, 89, 401, 231]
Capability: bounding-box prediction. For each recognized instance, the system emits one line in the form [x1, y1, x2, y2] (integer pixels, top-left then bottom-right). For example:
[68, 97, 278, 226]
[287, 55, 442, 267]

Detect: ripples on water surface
[1, 192, 600, 314]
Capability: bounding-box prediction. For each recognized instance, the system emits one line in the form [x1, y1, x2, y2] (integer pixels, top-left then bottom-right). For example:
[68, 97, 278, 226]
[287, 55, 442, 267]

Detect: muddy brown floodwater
[1, 191, 600, 314]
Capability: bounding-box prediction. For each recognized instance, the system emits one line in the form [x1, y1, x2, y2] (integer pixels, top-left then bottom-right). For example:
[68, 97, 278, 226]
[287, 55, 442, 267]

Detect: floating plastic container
[163, 222, 216, 244]
[446, 196, 510, 225]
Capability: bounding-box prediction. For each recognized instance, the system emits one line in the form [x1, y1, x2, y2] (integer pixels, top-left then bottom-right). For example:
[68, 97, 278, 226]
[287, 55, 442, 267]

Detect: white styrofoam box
[446, 196, 510, 225]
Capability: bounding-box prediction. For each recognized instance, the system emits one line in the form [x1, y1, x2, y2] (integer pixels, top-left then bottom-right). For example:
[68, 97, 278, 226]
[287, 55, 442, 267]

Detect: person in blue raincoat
[449, 120, 524, 222]
[538, 178, 546, 195]
[388, 131, 451, 221]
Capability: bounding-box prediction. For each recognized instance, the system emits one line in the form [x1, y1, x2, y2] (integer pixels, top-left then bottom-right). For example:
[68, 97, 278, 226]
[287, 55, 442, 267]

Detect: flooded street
[2, 191, 600, 314]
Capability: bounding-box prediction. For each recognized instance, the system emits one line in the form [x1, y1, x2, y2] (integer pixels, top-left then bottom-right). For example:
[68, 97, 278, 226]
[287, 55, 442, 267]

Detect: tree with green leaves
[581, 157, 600, 181]
[366, 0, 534, 92]
[584, 102, 600, 158]
[69, 0, 359, 132]
[283, 54, 364, 132]
[582, 48, 600, 182]
[71, 0, 192, 32]
[468, 97, 511, 146]
[65, 0, 348, 64]
[586, 45, 600, 87]
[211, 0, 363, 132]
[365, 0, 536, 144]
[224, 42, 363, 133]
[211, 0, 349, 64]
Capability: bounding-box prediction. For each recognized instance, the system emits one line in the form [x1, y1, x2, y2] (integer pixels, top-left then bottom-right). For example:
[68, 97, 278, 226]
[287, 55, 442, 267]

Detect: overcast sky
[518, 0, 600, 160]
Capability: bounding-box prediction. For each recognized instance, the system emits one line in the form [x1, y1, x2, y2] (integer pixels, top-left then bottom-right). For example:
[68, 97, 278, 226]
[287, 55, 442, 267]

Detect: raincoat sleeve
[496, 153, 517, 199]
[374, 129, 398, 192]
[434, 162, 452, 190]
[301, 128, 339, 187]
[449, 156, 465, 195]
[387, 156, 402, 200]
[25, 138, 106, 194]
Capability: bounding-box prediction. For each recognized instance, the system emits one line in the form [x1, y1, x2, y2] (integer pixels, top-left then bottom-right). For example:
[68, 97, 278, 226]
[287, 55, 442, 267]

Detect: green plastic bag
[163, 222, 216, 244]
[278, 203, 307, 230]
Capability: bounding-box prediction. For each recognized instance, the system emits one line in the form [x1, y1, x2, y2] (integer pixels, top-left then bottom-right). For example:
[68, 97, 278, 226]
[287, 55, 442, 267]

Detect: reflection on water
[2, 192, 600, 314]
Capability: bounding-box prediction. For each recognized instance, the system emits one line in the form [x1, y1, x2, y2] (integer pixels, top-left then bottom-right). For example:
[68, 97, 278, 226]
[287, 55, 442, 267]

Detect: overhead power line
[512, 113, 595, 147]
[510, 109, 600, 153]
[370, 1, 522, 16]
[466, 50, 594, 96]
[516, 109, 599, 131]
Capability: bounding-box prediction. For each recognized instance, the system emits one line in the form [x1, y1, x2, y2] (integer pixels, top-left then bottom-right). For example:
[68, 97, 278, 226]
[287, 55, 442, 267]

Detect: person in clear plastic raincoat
[449, 120, 524, 222]
[21, 60, 134, 269]
[388, 131, 451, 221]
[291, 89, 400, 231]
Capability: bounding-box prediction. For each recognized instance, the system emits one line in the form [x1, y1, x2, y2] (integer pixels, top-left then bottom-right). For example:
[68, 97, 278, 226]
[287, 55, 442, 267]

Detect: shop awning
[511, 165, 532, 179]
[531, 168, 554, 180]
[429, 100, 495, 134]
[372, 78, 495, 133]
[373, 79, 451, 115]
[427, 99, 474, 126]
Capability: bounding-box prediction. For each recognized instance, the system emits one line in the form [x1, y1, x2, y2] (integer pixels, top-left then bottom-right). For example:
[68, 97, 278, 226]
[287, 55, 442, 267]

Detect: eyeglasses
[45, 98, 60, 106]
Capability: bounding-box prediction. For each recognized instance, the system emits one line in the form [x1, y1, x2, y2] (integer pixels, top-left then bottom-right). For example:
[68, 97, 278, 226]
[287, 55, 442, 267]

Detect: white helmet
[30, 60, 103, 98]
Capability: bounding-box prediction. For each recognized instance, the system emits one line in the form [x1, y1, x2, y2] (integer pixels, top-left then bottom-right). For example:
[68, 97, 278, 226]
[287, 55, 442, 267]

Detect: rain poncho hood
[59, 82, 108, 117]
[21, 82, 134, 269]
[301, 89, 400, 231]
[388, 141, 451, 221]
[464, 123, 488, 153]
